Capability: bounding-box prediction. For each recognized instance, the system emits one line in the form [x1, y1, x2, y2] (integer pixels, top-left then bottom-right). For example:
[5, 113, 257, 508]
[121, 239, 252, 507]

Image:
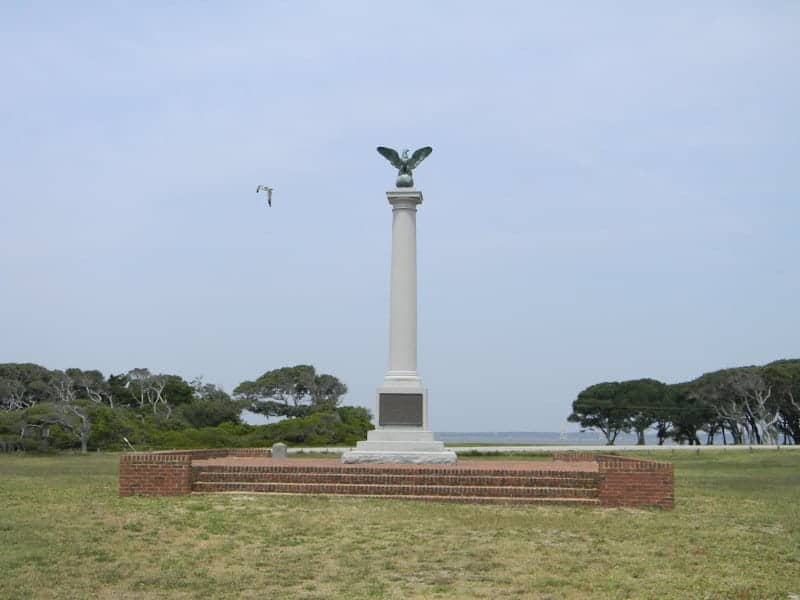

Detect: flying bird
[256, 185, 274, 207]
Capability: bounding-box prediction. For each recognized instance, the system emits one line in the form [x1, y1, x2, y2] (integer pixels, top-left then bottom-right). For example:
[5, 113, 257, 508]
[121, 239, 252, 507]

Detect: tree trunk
[656, 423, 669, 445]
[730, 425, 742, 445]
[752, 425, 762, 445]
[636, 429, 645, 445]
[79, 417, 90, 453]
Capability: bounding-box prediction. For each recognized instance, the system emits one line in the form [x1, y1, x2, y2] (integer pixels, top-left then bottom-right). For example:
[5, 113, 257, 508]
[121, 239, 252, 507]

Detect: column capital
[387, 189, 423, 207]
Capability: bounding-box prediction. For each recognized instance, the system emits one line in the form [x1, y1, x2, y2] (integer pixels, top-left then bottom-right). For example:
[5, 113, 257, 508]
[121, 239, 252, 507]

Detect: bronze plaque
[379, 393, 423, 426]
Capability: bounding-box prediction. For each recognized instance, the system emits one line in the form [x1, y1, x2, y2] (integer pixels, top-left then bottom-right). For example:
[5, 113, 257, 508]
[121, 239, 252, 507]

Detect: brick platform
[120, 449, 673, 508]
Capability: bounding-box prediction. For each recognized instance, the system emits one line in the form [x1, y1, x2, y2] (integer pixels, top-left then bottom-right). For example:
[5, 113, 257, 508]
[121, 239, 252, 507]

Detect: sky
[1, 2, 798, 432]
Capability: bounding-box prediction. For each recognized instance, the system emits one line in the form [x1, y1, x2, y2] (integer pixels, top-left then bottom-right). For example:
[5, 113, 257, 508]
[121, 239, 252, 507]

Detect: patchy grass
[0, 451, 798, 599]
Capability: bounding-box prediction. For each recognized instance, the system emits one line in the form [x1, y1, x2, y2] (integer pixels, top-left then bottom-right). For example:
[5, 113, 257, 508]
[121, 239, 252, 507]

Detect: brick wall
[119, 448, 270, 497]
[551, 451, 597, 462]
[596, 454, 674, 509]
[119, 453, 192, 496]
[553, 452, 674, 509]
[227, 448, 271, 457]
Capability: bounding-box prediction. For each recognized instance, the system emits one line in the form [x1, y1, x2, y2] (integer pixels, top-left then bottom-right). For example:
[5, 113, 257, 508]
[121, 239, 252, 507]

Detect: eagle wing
[406, 146, 432, 170]
[376, 146, 404, 169]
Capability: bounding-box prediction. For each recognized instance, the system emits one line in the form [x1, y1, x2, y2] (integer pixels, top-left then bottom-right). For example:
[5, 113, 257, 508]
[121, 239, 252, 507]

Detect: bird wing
[376, 146, 404, 169]
[407, 146, 432, 170]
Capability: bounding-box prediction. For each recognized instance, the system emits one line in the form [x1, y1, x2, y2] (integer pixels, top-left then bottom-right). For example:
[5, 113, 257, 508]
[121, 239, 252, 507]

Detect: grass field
[1, 451, 798, 599]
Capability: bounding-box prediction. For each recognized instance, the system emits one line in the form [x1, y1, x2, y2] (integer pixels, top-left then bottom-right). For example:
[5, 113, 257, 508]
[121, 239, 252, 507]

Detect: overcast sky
[1, 2, 798, 431]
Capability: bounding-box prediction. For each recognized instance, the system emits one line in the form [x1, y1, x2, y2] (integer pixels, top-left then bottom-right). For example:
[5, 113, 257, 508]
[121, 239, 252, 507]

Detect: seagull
[256, 185, 274, 207]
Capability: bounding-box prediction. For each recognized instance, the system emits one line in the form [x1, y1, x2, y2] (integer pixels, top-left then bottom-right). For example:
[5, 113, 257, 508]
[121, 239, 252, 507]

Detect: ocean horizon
[436, 431, 668, 445]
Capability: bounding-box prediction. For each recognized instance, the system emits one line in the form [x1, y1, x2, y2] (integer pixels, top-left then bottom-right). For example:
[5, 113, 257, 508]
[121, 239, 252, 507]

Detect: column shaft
[386, 191, 423, 379]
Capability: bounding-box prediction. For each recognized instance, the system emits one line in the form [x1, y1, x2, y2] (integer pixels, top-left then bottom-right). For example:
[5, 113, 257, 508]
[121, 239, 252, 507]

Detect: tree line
[568, 359, 800, 445]
[0, 363, 372, 452]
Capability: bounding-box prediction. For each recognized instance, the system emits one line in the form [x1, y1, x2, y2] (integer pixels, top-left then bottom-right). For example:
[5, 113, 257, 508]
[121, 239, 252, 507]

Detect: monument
[342, 147, 457, 464]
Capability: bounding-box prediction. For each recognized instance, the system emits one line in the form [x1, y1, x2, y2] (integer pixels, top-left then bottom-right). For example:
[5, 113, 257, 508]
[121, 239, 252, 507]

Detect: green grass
[1, 451, 798, 599]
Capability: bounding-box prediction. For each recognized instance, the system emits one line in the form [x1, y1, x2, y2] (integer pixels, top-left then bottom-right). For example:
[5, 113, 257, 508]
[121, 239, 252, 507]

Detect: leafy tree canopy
[234, 365, 348, 418]
[568, 382, 632, 445]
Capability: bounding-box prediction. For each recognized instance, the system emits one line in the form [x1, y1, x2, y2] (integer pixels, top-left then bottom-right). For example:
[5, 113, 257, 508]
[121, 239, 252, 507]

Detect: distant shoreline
[436, 431, 659, 445]
[434, 431, 797, 446]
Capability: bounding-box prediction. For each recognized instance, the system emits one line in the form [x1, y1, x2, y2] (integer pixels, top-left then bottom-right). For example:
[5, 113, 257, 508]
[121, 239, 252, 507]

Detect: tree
[57, 370, 126, 452]
[568, 382, 630, 445]
[0, 363, 60, 409]
[0, 408, 25, 451]
[0, 364, 109, 451]
[41, 372, 92, 453]
[127, 368, 168, 415]
[174, 378, 244, 428]
[568, 379, 668, 445]
[112, 369, 194, 418]
[618, 379, 668, 445]
[0, 378, 29, 411]
[725, 367, 782, 444]
[234, 365, 348, 418]
[763, 359, 800, 444]
[667, 383, 712, 445]
[683, 370, 741, 444]
[66, 368, 113, 408]
[310, 374, 348, 411]
[687, 367, 782, 445]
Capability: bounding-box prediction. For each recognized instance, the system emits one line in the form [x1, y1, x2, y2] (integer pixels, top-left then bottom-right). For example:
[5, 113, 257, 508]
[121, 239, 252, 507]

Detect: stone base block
[342, 431, 457, 464]
[341, 448, 458, 464]
[366, 429, 435, 442]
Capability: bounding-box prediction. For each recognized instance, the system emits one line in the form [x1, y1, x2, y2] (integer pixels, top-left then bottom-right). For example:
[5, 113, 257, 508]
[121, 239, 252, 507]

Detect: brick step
[194, 471, 600, 488]
[190, 491, 600, 506]
[191, 481, 599, 499]
[192, 464, 600, 480]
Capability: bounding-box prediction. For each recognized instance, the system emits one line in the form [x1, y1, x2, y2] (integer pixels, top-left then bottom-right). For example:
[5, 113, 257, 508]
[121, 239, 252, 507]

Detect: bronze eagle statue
[376, 146, 432, 188]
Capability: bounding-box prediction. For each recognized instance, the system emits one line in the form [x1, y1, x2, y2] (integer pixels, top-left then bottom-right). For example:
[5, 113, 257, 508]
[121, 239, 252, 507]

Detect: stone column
[386, 190, 421, 381]
[341, 189, 456, 464]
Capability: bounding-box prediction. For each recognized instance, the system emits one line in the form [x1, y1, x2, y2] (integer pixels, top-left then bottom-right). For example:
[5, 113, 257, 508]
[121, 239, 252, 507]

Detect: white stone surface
[271, 442, 288, 459]
[348, 440, 447, 452]
[342, 431, 457, 463]
[386, 189, 423, 378]
[366, 429, 435, 442]
[341, 449, 457, 464]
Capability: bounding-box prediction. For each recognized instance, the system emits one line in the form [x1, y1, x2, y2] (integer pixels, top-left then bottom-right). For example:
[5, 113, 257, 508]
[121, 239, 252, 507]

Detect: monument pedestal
[342, 380, 456, 464]
[341, 430, 456, 464]
[342, 187, 456, 465]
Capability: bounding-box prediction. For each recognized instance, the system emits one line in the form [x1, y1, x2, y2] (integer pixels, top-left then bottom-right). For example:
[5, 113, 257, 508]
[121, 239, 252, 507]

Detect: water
[436, 431, 662, 445]
[436, 431, 796, 446]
